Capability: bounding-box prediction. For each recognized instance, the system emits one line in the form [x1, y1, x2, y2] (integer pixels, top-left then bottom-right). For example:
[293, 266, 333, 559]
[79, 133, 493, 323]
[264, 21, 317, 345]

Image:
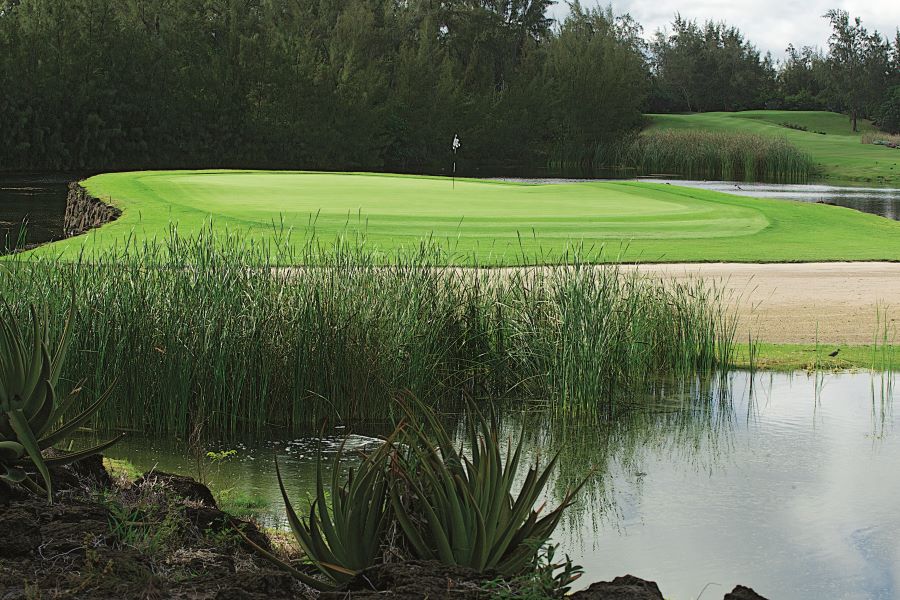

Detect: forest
[0, 0, 898, 172]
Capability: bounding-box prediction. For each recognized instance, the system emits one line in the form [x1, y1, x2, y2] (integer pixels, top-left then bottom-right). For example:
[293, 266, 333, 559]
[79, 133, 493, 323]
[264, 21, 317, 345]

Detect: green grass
[26, 170, 900, 264]
[647, 111, 899, 185]
[2, 231, 734, 435]
[734, 343, 897, 371]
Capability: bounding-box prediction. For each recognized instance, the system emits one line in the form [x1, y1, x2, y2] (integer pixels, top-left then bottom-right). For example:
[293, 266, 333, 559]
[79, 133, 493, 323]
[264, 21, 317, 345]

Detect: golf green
[33, 170, 900, 264]
[647, 111, 899, 185]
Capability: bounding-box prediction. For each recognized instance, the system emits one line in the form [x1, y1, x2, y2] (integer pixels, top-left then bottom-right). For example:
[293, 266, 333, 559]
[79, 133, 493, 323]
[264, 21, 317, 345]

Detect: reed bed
[626, 129, 814, 182]
[0, 229, 736, 436]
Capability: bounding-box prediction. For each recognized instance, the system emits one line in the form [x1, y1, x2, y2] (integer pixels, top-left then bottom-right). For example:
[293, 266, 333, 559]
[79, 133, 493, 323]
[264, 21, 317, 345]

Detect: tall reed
[0, 228, 736, 435]
[626, 129, 814, 182]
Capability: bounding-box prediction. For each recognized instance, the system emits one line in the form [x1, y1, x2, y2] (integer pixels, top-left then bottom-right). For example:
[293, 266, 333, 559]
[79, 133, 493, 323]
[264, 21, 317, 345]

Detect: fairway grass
[29, 170, 900, 265]
[647, 111, 899, 185]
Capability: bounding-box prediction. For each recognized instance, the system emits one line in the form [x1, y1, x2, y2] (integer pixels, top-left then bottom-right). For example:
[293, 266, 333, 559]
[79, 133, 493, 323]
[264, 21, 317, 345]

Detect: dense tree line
[0, 0, 648, 171]
[774, 11, 900, 132]
[648, 16, 776, 113]
[649, 10, 900, 132]
[0, 1, 897, 172]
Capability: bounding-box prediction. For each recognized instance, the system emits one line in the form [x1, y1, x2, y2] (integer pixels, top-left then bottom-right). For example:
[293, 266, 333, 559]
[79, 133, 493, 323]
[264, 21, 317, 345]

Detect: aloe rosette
[0, 301, 121, 502]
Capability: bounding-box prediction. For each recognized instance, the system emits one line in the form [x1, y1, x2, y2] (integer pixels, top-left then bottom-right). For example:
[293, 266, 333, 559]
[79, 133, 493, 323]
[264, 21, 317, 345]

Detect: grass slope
[29, 170, 900, 264]
[647, 110, 899, 185]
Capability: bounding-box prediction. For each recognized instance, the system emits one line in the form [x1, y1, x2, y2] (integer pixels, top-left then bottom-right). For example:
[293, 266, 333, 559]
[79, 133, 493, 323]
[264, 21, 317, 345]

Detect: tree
[649, 15, 775, 113]
[824, 9, 868, 131]
[778, 45, 829, 110]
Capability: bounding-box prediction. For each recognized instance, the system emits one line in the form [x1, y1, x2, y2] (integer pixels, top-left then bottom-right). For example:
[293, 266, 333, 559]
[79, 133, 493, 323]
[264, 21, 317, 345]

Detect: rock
[724, 585, 770, 600]
[570, 574, 664, 600]
[0, 481, 294, 600]
[134, 471, 218, 507]
[63, 181, 121, 237]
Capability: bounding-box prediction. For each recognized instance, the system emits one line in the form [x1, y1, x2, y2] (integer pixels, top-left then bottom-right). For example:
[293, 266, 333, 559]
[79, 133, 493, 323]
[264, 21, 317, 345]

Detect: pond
[640, 179, 900, 220]
[3, 173, 900, 249]
[89, 371, 900, 600]
[0, 173, 74, 248]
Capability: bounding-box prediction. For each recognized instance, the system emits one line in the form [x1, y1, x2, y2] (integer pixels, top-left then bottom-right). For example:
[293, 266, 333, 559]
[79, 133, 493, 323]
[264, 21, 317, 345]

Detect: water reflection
[639, 179, 900, 221]
[571, 371, 899, 600]
[83, 371, 900, 599]
[0, 173, 73, 247]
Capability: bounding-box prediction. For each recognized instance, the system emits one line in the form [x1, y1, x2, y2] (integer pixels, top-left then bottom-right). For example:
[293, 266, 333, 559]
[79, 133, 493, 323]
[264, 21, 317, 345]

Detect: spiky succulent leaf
[392, 398, 588, 575]
[0, 299, 120, 502]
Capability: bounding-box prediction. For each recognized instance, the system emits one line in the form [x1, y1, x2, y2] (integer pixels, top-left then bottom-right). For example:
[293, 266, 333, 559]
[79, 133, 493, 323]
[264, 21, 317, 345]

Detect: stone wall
[63, 182, 121, 237]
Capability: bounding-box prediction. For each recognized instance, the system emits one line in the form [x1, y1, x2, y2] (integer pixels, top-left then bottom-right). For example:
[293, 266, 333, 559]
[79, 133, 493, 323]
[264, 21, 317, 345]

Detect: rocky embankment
[0, 459, 769, 600]
[63, 182, 121, 237]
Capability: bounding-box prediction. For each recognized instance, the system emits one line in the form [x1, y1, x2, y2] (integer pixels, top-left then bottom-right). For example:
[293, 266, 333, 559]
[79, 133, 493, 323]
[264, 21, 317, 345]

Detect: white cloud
[549, 1, 900, 59]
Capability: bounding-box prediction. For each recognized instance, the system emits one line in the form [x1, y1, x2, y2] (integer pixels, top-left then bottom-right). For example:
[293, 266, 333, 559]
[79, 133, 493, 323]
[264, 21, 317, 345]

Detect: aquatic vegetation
[626, 129, 813, 182]
[1, 230, 735, 435]
[647, 111, 899, 184]
[0, 300, 121, 502]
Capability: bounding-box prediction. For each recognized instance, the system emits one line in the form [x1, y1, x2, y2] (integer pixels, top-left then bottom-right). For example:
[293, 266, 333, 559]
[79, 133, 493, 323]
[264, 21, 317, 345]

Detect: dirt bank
[1, 458, 769, 600]
[630, 262, 900, 344]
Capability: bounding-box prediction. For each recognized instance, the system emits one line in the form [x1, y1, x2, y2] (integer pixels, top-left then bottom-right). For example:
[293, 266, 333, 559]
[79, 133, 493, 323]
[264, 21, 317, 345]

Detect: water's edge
[63, 181, 121, 237]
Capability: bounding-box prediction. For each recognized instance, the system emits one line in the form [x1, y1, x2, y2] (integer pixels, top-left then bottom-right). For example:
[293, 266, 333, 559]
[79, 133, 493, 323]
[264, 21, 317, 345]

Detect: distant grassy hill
[646, 111, 898, 185]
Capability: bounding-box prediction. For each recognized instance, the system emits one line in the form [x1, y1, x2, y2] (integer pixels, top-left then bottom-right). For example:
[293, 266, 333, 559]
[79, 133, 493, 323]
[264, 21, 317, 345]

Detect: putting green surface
[648, 111, 899, 185]
[33, 170, 900, 264]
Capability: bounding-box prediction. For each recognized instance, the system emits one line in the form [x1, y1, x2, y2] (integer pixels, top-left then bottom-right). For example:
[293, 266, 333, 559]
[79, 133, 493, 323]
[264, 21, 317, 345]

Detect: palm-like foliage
[242, 437, 396, 591]
[254, 401, 588, 588]
[0, 301, 121, 502]
[390, 401, 588, 574]
[282, 437, 394, 586]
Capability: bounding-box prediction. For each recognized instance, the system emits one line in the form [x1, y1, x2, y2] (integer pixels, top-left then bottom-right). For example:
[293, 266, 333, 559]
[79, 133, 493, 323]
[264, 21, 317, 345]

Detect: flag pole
[451, 134, 461, 190]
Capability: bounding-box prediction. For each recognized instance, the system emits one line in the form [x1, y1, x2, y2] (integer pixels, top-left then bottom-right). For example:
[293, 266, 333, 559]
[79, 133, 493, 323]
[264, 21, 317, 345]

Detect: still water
[93, 371, 900, 600]
[0, 173, 73, 247]
[640, 179, 900, 220]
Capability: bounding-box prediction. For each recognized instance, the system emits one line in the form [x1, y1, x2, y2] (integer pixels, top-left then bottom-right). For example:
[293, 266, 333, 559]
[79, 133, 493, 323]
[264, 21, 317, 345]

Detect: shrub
[0, 300, 121, 502]
[247, 399, 588, 591]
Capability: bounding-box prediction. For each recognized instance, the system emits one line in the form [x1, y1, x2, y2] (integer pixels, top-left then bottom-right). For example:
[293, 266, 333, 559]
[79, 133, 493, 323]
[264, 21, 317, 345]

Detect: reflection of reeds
[626, 130, 814, 182]
[509, 372, 738, 533]
[1, 227, 735, 436]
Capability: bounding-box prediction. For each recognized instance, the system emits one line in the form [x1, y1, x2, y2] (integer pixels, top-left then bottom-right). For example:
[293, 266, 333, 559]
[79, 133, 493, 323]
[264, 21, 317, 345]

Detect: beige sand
[629, 262, 899, 344]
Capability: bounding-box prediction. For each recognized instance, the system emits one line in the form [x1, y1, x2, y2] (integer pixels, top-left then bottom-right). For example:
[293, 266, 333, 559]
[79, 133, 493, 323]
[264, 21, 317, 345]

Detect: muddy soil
[0, 459, 768, 600]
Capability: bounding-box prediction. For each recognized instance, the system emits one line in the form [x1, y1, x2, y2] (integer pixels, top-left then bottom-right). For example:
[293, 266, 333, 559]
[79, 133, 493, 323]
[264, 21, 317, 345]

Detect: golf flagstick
[452, 134, 461, 189]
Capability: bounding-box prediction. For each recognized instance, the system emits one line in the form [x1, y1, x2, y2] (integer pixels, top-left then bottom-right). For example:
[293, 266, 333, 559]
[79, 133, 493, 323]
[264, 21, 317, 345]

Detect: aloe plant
[242, 436, 395, 591]
[390, 401, 588, 575]
[252, 401, 587, 587]
[0, 300, 122, 502]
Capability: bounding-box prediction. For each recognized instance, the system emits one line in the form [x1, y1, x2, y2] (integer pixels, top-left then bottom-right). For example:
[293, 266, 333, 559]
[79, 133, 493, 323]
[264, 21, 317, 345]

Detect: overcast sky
[548, 1, 900, 60]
